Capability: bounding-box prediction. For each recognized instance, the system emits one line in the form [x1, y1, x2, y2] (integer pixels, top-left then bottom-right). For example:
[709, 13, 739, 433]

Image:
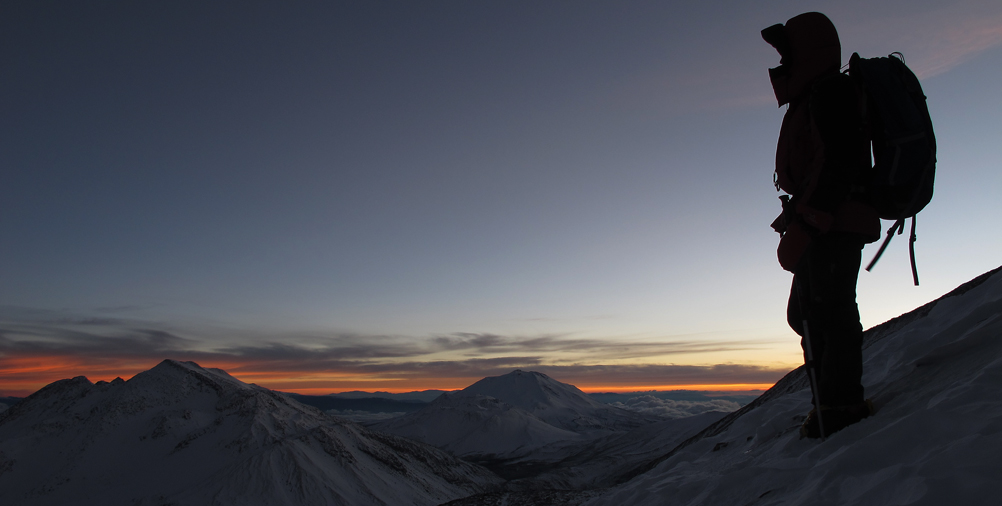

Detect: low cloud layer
[326, 410, 408, 423]
[610, 395, 741, 419]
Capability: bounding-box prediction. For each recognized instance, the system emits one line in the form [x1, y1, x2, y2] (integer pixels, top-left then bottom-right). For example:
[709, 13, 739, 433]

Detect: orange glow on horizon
[266, 383, 774, 396]
[1, 369, 777, 397]
[575, 383, 773, 393]
[1, 356, 783, 398]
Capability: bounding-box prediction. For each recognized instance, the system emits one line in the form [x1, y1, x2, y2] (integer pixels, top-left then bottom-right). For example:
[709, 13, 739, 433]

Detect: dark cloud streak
[0, 306, 790, 394]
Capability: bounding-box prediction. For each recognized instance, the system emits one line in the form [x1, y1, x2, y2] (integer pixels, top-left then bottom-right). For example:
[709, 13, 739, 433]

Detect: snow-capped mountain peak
[462, 369, 601, 411]
[458, 369, 657, 432]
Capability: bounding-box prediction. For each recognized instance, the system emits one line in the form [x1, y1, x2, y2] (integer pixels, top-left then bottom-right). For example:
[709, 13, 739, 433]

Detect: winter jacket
[764, 12, 880, 272]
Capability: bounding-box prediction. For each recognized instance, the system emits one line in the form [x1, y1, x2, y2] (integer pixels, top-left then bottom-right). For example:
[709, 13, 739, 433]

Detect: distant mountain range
[283, 385, 758, 422]
[0, 397, 20, 411]
[0, 360, 500, 506]
[0, 391, 764, 417]
[283, 393, 428, 414]
[329, 390, 449, 402]
[587, 390, 760, 405]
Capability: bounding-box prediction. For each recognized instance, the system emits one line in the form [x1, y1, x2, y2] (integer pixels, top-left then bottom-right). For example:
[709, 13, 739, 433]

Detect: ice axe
[796, 276, 827, 440]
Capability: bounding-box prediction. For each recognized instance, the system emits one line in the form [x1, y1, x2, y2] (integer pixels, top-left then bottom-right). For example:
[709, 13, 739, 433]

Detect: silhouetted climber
[762, 12, 878, 439]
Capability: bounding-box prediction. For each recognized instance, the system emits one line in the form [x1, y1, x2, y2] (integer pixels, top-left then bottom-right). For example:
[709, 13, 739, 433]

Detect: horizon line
[0, 382, 775, 399]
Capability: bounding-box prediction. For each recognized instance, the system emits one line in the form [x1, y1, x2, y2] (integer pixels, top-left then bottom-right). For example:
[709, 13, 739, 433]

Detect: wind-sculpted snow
[0, 360, 501, 506]
[579, 266, 1002, 506]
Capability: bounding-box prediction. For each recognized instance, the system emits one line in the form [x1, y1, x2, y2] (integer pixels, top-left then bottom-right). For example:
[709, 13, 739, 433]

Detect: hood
[762, 12, 841, 106]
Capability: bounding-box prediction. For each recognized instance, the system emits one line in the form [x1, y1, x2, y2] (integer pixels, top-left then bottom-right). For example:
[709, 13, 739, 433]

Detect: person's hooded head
[762, 12, 841, 107]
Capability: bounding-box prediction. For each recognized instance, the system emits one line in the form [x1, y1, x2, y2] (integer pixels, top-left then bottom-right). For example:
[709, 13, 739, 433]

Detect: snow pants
[787, 231, 866, 407]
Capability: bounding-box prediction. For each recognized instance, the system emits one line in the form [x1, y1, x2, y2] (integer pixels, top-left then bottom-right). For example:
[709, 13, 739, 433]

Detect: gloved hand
[778, 220, 811, 272]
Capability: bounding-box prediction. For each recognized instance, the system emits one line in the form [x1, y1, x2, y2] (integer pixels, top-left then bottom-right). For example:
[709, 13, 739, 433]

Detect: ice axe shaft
[796, 277, 827, 440]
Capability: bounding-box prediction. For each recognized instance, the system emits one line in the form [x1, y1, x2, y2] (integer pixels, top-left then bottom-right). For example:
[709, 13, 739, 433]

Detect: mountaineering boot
[800, 399, 874, 439]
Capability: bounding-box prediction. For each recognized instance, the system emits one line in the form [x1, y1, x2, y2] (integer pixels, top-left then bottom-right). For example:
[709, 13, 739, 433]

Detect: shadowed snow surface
[0, 360, 501, 506]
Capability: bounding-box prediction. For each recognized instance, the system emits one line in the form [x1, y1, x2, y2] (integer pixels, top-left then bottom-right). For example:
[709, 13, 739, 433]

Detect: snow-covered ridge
[0, 359, 501, 506]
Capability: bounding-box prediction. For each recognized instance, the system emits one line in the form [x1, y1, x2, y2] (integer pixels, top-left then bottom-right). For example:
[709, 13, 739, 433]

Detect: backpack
[846, 52, 936, 285]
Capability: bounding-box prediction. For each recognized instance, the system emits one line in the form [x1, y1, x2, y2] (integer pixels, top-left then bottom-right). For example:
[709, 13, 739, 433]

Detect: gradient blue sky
[2, 0, 1000, 394]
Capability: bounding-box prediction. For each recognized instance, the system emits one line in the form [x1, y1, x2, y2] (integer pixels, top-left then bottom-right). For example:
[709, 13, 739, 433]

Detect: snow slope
[583, 266, 1002, 506]
[0, 360, 501, 506]
[517, 410, 729, 490]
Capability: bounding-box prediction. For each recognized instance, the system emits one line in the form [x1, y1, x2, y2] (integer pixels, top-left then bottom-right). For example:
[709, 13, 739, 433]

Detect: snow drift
[0, 360, 501, 506]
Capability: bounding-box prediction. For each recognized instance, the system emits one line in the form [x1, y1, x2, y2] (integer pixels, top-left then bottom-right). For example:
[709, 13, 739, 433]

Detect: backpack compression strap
[865, 216, 920, 285]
